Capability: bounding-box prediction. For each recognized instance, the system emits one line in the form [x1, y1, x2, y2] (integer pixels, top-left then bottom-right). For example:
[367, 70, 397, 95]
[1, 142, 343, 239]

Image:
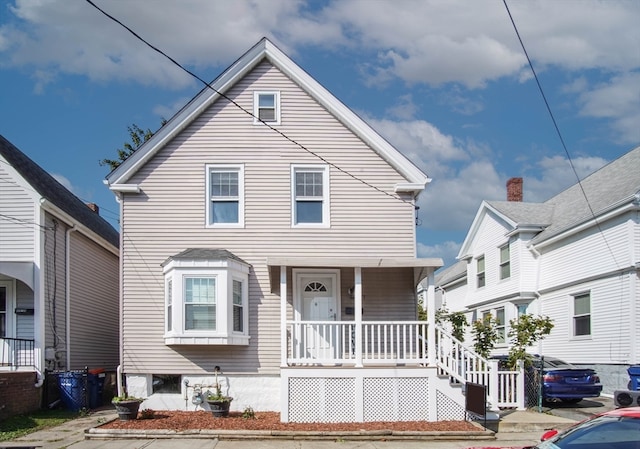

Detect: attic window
[254, 91, 280, 125]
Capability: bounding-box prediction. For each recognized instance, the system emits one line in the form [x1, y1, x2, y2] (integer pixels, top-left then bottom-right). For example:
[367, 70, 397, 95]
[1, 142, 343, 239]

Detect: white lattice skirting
[281, 367, 465, 422]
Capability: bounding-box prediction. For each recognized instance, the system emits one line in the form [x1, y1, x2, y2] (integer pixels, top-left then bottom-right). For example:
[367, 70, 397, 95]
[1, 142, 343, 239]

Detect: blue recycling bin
[57, 372, 88, 412]
[88, 368, 106, 408]
[628, 365, 640, 391]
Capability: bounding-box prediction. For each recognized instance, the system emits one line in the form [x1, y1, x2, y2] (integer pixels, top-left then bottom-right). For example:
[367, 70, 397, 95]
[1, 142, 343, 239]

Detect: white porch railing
[287, 320, 428, 366]
[285, 320, 524, 410]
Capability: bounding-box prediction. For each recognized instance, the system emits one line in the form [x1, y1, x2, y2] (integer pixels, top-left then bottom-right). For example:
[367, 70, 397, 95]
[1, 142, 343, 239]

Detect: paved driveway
[541, 395, 614, 422]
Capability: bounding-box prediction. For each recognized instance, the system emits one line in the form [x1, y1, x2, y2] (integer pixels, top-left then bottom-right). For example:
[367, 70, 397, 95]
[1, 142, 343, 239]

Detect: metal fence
[525, 357, 544, 411]
[0, 337, 35, 367]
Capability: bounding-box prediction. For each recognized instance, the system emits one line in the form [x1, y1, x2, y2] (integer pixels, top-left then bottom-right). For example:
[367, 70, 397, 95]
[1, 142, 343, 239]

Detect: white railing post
[354, 267, 363, 367]
[488, 359, 500, 411]
[280, 266, 288, 367]
[427, 271, 436, 366]
[517, 359, 526, 410]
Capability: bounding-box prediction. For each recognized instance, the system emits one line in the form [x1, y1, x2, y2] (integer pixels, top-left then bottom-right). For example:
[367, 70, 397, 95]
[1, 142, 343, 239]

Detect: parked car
[492, 354, 603, 403]
[527, 407, 640, 448]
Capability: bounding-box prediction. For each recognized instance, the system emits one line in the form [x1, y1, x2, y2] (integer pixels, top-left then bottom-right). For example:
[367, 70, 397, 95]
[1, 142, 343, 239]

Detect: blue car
[493, 355, 603, 403]
[540, 356, 603, 403]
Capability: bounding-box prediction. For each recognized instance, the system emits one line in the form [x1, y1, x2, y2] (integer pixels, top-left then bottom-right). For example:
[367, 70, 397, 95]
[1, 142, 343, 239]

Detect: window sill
[164, 335, 250, 345]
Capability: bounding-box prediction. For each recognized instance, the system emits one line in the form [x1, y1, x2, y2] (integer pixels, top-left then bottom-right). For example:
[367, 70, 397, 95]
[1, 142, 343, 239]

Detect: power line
[84, 0, 414, 206]
[503, 0, 622, 270]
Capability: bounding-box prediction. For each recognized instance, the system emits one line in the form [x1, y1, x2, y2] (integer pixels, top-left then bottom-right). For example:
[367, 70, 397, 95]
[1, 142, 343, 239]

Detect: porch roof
[266, 256, 443, 294]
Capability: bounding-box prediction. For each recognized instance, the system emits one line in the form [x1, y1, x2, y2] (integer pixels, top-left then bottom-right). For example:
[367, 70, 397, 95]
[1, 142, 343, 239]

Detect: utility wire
[84, 0, 414, 206]
[503, 0, 621, 269]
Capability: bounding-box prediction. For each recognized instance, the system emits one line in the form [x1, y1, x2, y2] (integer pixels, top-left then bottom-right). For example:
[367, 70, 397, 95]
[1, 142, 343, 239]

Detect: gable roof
[458, 145, 640, 259]
[529, 145, 640, 245]
[0, 134, 119, 248]
[105, 38, 429, 193]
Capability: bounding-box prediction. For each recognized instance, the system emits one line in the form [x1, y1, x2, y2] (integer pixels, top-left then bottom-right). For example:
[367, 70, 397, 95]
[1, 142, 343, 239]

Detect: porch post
[280, 266, 288, 368]
[354, 267, 363, 368]
[426, 270, 436, 366]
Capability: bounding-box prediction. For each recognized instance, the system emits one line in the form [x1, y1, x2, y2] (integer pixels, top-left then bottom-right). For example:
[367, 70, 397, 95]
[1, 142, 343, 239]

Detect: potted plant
[111, 393, 143, 421]
[206, 366, 233, 417]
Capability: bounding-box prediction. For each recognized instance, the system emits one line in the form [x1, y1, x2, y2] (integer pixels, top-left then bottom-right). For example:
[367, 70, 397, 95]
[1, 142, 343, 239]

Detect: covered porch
[267, 257, 524, 422]
[268, 256, 442, 368]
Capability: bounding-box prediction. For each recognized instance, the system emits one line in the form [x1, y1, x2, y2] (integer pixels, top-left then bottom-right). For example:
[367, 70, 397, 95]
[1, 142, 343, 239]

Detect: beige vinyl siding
[15, 280, 34, 340]
[0, 161, 35, 261]
[42, 213, 68, 365]
[68, 231, 119, 370]
[120, 61, 419, 375]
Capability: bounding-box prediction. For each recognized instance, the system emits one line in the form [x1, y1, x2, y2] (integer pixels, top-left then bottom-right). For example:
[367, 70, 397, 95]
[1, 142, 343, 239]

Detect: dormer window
[254, 91, 280, 125]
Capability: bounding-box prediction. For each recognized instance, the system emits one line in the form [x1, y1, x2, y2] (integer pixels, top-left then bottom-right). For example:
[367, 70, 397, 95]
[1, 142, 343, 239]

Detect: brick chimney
[507, 177, 523, 202]
[86, 203, 100, 214]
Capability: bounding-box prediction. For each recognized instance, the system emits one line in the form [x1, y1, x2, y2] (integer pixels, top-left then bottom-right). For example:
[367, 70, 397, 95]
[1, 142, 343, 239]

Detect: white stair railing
[434, 325, 500, 410]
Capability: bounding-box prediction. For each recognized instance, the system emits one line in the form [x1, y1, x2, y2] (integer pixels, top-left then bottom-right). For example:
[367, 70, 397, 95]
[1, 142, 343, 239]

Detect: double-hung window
[163, 249, 250, 345]
[207, 165, 244, 227]
[184, 277, 216, 330]
[292, 165, 329, 227]
[476, 255, 485, 288]
[254, 91, 280, 125]
[499, 243, 510, 280]
[573, 292, 591, 337]
[495, 307, 505, 344]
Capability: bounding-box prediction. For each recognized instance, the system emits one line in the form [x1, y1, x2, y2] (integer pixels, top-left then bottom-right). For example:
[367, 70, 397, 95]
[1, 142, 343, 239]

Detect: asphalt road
[538, 395, 615, 422]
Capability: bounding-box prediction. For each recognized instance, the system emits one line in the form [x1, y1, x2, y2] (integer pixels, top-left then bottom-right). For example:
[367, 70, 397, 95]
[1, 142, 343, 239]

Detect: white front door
[0, 281, 15, 365]
[295, 271, 340, 361]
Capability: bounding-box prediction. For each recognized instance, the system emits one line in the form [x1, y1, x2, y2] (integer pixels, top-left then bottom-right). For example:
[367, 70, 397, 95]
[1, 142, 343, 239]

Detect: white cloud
[524, 154, 608, 203]
[418, 240, 460, 264]
[52, 173, 74, 192]
[576, 72, 640, 145]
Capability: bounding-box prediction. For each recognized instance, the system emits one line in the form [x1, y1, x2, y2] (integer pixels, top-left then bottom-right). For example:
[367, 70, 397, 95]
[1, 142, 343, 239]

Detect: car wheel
[561, 398, 582, 404]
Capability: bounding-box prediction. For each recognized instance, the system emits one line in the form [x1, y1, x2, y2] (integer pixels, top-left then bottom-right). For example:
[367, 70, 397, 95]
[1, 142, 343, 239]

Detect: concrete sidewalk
[2, 408, 577, 449]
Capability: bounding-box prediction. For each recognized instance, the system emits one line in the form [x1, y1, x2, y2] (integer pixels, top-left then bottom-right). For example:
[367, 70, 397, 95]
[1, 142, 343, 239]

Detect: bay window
[163, 249, 250, 345]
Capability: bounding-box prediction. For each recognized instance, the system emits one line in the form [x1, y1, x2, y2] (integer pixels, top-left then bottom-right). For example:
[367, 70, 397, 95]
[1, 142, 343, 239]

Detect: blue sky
[1, 0, 639, 267]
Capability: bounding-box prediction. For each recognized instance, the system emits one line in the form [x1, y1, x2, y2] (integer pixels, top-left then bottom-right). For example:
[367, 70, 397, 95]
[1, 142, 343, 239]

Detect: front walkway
[5, 407, 577, 449]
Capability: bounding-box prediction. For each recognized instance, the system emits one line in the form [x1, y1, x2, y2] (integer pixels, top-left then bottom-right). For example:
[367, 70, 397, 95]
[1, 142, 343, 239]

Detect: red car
[526, 407, 640, 449]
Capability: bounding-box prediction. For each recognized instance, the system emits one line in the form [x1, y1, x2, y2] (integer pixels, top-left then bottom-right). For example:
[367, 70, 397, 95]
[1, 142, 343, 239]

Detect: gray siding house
[0, 135, 119, 417]
[104, 38, 502, 423]
[437, 147, 640, 395]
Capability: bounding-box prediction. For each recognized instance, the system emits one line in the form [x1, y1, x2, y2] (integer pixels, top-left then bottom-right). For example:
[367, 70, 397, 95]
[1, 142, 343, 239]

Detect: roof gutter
[39, 199, 119, 256]
[530, 197, 640, 251]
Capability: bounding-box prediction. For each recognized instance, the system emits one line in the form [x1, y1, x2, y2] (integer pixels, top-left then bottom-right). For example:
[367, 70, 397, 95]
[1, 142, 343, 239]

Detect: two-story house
[0, 135, 120, 419]
[102, 38, 510, 423]
[437, 147, 640, 394]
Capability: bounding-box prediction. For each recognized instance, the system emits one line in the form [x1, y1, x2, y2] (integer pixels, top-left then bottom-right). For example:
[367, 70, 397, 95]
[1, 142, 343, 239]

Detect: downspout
[528, 243, 543, 354]
[117, 192, 125, 396]
[65, 225, 78, 369]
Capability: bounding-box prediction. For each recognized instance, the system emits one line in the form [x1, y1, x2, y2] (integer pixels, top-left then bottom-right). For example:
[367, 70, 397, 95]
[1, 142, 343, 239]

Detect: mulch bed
[101, 410, 478, 432]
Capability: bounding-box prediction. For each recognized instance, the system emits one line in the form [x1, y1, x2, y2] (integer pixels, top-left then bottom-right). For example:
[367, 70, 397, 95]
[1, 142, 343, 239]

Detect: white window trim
[291, 164, 330, 228]
[163, 259, 250, 345]
[499, 243, 511, 280]
[571, 291, 592, 340]
[205, 164, 245, 228]
[481, 306, 507, 347]
[253, 91, 281, 125]
[476, 255, 485, 289]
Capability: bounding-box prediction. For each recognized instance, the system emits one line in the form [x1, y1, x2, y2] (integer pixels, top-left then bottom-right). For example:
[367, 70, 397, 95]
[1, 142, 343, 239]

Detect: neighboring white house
[436, 147, 640, 394]
[102, 38, 517, 423]
[0, 135, 120, 418]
